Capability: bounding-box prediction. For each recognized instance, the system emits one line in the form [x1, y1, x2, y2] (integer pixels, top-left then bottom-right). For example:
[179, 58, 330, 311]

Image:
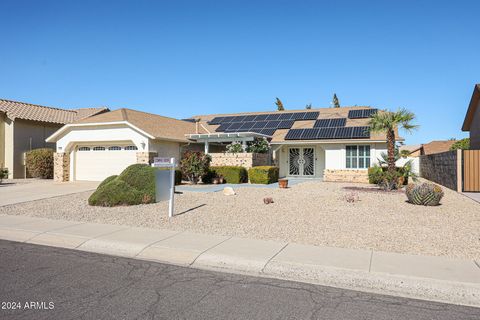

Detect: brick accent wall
[323, 169, 369, 183]
[54, 152, 70, 182]
[210, 152, 269, 168]
[420, 151, 457, 190]
[136, 152, 158, 165]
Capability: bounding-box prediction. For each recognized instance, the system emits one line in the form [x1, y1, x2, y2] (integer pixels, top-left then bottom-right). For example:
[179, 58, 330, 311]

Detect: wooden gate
[463, 150, 480, 192]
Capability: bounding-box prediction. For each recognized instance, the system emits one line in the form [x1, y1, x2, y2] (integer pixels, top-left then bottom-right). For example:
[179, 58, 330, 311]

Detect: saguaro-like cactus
[406, 182, 444, 206]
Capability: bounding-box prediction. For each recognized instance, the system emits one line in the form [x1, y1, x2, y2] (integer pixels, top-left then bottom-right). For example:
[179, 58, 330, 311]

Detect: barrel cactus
[406, 182, 444, 206]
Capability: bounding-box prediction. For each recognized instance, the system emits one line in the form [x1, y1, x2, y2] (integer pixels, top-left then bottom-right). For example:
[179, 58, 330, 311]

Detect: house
[47, 105, 397, 183]
[46, 108, 205, 181]
[0, 99, 107, 178]
[462, 84, 480, 149]
[406, 140, 456, 157]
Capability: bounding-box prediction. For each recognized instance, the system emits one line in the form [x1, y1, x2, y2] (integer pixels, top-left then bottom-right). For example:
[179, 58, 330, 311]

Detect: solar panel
[277, 120, 295, 129]
[284, 129, 305, 140]
[243, 115, 257, 122]
[266, 113, 281, 121]
[352, 126, 370, 138]
[301, 128, 320, 140]
[215, 123, 232, 132]
[252, 121, 268, 129]
[254, 114, 269, 121]
[240, 122, 255, 130]
[278, 113, 293, 120]
[317, 127, 337, 139]
[258, 128, 276, 136]
[329, 118, 346, 127]
[227, 122, 243, 130]
[209, 117, 224, 125]
[363, 109, 377, 118]
[290, 112, 307, 120]
[348, 109, 378, 119]
[334, 127, 353, 139]
[313, 119, 331, 128]
[265, 120, 281, 128]
[303, 111, 320, 120]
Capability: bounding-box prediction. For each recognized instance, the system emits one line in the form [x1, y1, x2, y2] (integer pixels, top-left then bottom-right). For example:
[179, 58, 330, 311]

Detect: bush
[248, 166, 279, 184]
[247, 138, 270, 153]
[406, 182, 444, 206]
[226, 142, 244, 154]
[25, 148, 54, 179]
[0, 168, 8, 183]
[368, 165, 383, 184]
[180, 151, 211, 184]
[88, 179, 145, 207]
[210, 166, 248, 184]
[450, 138, 469, 151]
[97, 175, 118, 189]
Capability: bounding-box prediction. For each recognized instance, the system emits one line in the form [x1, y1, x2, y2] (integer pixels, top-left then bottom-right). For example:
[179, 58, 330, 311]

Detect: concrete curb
[1, 214, 479, 307]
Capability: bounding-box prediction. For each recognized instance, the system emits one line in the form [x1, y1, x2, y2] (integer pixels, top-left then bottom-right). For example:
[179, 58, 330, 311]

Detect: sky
[1, 0, 479, 145]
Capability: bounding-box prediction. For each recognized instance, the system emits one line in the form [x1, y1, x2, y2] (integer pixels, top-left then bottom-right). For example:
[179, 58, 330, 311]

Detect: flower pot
[279, 179, 288, 189]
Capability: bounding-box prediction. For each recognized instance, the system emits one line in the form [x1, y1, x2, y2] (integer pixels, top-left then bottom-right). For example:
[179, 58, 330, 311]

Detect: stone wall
[210, 152, 270, 168]
[54, 152, 70, 182]
[136, 152, 158, 165]
[420, 151, 457, 190]
[323, 169, 369, 183]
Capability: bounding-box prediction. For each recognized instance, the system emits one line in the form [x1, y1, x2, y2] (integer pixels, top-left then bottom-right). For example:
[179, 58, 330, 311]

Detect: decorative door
[288, 147, 315, 176]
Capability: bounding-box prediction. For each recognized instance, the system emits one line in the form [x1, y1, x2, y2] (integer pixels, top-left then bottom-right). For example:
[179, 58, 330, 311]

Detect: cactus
[406, 182, 444, 206]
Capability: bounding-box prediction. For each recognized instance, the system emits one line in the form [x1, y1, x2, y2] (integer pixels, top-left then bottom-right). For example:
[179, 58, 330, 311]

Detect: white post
[204, 140, 209, 154]
[168, 157, 175, 218]
[242, 140, 247, 153]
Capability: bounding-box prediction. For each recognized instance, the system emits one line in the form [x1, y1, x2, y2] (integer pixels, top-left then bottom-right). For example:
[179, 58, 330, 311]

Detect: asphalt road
[0, 240, 479, 320]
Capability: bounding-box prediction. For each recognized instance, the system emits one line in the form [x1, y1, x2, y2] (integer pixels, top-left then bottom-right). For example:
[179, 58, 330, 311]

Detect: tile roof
[417, 140, 456, 155]
[75, 108, 202, 142]
[190, 106, 398, 142]
[0, 99, 108, 124]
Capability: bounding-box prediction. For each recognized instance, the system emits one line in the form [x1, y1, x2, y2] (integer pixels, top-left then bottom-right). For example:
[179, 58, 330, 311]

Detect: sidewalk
[0, 214, 479, 307]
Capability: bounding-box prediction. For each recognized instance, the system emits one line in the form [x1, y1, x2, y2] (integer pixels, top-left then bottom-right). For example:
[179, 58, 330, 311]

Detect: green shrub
[97, 175, 118, 189]
[450, 138, 469, 151]
[406, 183, 444, 206]
[368, 165, 383, 184]
[201, 169, 216, 184]
[25, 148, 54, 179]
[248, 166, 279, 184]
[210, 166, 248, 184]
[88, 179, 145, 207]
[0, 168, 8, 183]
[180, 151, 211, 184]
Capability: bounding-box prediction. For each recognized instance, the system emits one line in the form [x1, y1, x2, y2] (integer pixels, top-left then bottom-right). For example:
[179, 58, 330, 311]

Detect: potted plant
[279, 178, 288, 188]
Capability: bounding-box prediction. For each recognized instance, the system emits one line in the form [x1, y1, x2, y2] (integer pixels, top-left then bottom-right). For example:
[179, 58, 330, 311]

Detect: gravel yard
[1, 181, 479, 259]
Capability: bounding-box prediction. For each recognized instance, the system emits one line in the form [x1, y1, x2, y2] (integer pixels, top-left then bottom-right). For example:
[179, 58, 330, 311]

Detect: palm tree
[368, 108, 418, 173]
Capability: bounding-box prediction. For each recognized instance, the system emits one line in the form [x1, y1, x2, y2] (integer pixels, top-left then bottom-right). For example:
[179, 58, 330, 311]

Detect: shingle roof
[190, 106, 398, 142]
[0, 99, 108, 124]
[462, 84, 480, 131]
[416, 140, 456, 155]
[75, 108, 202, 142]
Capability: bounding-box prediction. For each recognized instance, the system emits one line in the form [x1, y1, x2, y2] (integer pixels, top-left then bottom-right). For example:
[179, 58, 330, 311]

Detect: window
[124, 145, 138, 150]
[78, 147, 90, 151]
[346, 145, 370, 169]
[108, 146, 122, 151]
[93, 146, 106, 151]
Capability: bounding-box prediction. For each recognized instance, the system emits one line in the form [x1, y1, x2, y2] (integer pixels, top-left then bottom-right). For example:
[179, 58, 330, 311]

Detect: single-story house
[0, 99, 107, 178]
[47, 105, 398, 183]
[462, 84, 480, 149]
[406, 140, 456, 157]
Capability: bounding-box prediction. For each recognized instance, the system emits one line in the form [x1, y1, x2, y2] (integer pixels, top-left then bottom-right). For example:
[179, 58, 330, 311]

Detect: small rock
[223, 187, 236, 196]
[263, 197, 274, 204]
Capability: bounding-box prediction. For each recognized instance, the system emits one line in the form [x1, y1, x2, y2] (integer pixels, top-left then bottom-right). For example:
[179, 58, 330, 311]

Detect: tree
[180, 151, 211, 184]
[332, 94, 340, 108]
[450, 138, 470, 150]
[275, 97, 284, 111]
[305, 103, 312, 110]
[368, 108, 418, 173]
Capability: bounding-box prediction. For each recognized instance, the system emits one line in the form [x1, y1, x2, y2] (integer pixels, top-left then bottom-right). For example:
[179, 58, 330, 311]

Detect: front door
[288, 147, 315, 176]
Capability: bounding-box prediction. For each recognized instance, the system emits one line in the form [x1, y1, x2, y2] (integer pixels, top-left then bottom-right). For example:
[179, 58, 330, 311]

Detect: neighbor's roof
[74, 108, 203, 142]
[412, 140, 456, 155]
[0, 99, 108, 124]
[462, 84, 480, 131]
[190, 106, 401, 143]
[399, 144, 421, 152]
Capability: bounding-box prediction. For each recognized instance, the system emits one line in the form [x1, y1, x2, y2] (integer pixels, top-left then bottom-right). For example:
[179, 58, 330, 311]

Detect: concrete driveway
[0, 180, 99, 206]
[463, 192, 480, 204]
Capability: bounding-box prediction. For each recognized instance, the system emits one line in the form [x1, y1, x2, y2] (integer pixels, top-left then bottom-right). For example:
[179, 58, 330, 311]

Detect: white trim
[271, 139, 389, 145]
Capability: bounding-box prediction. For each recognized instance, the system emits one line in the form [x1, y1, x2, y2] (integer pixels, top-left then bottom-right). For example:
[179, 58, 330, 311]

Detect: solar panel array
[313, 118, 346, 128]
[284, 126, 370, 140]
[348, 109, 378, 119]
[209, 111, 320, 125]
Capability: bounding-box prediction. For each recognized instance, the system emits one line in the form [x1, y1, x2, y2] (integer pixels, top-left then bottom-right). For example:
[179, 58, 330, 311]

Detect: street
[0, 240, 479, 320]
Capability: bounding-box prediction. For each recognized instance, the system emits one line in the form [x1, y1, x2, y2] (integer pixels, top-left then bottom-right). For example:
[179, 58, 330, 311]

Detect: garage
[74, 145, 138, 181]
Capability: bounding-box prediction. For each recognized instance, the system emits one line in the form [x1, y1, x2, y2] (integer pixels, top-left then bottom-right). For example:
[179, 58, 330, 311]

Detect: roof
[399, 144, 421, 152]
[190, 106, 401, 143]
[462, 84, 480, 131]
[74, 108, 201, 142]
[0, 98, 108, 124]
[413, 140, 456, 155]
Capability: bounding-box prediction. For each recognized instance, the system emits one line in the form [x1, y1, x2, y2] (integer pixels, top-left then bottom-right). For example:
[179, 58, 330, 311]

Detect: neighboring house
[188, 106, 397, 183]
[462, 84, 480, 149]
[47, 106, 398, 183]
[408, 140, 456, 157]
[46, 108, 204, 182]
[0, 99, 107, 178]
[399, 144, 421, 157]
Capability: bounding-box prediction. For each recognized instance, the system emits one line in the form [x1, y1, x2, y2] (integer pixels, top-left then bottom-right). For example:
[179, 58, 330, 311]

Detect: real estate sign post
[152, 157, 175, 218]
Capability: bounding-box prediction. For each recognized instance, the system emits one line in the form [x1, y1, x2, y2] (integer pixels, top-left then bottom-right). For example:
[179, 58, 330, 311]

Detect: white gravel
[2, 181, 479, 260]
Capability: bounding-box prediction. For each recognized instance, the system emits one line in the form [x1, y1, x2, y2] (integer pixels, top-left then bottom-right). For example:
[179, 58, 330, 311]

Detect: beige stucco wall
[4, 117, 14, 178]
[470, 99, 480, 149]
[0, 113, 5, 169]
[12, 119, 61, 178]
[149, 140, 182, 164]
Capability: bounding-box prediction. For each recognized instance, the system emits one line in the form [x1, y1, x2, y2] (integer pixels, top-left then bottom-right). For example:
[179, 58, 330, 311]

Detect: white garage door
[75, 145, 138, 181]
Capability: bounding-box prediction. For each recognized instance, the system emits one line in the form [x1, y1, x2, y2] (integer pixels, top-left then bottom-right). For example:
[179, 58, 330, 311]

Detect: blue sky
[1, 0, 478, 145]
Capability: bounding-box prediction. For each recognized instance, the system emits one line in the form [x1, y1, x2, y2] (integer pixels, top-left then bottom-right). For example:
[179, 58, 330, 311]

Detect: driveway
[463, 192, 480, 204]
[0, 180, 98, 206]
